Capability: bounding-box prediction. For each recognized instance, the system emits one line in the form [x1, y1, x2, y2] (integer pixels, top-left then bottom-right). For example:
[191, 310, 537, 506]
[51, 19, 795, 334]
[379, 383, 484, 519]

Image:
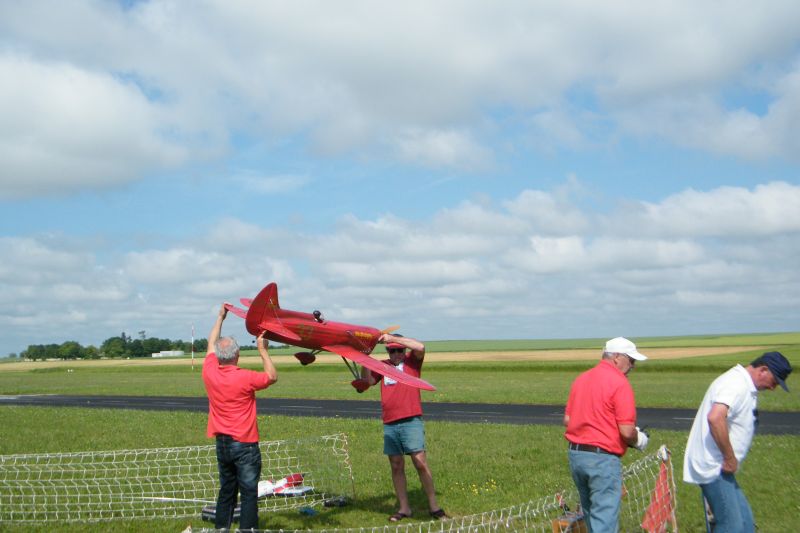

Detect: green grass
[1, 333, 798, 531]
[2, 345, 799, 410]
[0, 407, 797, 532]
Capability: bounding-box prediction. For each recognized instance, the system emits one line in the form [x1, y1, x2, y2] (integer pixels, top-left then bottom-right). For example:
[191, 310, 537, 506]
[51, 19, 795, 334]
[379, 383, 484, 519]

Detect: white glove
[634, 426, 649, 451]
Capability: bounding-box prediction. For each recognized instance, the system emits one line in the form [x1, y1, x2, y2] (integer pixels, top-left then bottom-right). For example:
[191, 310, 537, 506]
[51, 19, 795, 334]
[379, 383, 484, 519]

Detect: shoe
[430, 508, 447, 519]
[389, 511, 411, 522]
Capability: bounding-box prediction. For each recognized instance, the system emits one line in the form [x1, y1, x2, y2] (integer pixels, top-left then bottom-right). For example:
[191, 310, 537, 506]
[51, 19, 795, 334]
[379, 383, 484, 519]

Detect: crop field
[1, 332, 798, 532]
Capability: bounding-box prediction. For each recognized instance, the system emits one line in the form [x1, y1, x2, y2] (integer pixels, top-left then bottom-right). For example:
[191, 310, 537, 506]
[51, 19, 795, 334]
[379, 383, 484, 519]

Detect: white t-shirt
[683, 365, 758, 484]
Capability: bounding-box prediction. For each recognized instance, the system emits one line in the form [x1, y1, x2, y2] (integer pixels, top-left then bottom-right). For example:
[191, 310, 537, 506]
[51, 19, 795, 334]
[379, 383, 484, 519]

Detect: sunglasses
[387, 348, 404, 354]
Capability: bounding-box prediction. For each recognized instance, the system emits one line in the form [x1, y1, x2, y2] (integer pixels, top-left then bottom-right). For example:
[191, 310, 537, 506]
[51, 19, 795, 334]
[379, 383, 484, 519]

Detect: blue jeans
[215, 435, 262, 530]
[568, 449, 622, 533]
[701, 473, 754, 533]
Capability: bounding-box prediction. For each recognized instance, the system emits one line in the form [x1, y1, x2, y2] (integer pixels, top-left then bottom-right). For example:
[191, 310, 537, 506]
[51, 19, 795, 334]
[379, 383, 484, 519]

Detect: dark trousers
[215, 435, 262, 530]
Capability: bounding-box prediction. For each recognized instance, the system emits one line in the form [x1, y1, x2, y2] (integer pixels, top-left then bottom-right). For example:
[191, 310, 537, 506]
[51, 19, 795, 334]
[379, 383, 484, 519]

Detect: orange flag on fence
[641, 461, 675, 533]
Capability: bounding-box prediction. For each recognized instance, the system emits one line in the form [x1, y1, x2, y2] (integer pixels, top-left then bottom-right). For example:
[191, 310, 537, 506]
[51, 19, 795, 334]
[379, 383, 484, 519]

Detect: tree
[128, 339, 146, 358]
[142, 337, 162, 356]
[84, 345, 100, 360]
[59, 341, 82, 360]
[101, 336, 128, 358]
[43, 344, 60, 359]
[22, 345, 46, 360]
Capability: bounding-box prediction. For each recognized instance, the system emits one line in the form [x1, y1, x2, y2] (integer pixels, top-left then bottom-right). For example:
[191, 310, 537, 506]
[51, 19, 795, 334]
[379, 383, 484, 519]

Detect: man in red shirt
[563, 337, 650, 532]
[354, 333, 446, 522]
[203, 304, 278, 530]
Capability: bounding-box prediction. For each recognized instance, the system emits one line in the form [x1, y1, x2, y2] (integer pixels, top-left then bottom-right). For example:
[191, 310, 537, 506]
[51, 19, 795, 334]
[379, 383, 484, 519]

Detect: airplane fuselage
[265, 312, 381, 354]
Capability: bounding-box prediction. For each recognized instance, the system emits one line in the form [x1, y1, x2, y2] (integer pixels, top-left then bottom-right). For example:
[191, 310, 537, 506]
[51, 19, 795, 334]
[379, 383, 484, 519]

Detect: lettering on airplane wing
[294, 324, 314, 341]
[263, 322, 302, 342]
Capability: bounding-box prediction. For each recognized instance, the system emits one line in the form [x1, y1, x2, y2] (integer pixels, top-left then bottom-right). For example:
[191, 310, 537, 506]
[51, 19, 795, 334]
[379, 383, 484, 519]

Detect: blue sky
[1, 1, 799, 356]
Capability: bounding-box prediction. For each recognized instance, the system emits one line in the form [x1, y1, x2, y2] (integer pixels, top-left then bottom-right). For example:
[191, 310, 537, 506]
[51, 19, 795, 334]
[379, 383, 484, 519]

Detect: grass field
[1, 332, 798, 532]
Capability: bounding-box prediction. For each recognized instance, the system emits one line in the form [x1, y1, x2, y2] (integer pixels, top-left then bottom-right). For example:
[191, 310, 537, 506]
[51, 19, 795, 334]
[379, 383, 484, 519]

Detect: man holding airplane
[203, 304, 278, 530]
[352, 333, 447, 522]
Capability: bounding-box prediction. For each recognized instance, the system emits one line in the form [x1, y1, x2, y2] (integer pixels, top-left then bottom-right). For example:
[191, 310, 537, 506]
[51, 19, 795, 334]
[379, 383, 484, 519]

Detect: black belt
[568, 442, 617, 456]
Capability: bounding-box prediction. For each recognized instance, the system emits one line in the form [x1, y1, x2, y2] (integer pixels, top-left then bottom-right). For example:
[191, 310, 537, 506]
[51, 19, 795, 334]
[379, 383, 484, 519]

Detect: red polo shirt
[371, 354, 424, 424]
[202, 352, 272, 443]
[564, 359, 637, 456]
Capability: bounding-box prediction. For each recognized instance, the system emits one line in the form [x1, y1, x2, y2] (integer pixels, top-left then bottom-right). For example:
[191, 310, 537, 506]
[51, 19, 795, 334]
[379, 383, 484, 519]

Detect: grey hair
[215, 336, 240, 363]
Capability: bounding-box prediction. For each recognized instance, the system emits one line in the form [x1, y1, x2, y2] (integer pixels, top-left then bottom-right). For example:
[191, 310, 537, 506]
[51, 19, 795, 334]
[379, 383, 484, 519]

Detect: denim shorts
[383, 416, 425, 456]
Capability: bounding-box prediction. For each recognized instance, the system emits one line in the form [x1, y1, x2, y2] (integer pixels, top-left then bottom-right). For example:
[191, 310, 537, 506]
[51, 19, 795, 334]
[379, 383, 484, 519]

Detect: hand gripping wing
[322, 344, 436, 391]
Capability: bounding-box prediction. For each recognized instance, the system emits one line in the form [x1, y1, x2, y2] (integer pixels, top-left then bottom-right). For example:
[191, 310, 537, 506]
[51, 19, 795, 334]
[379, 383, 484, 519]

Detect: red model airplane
[223, 282, 436, 391]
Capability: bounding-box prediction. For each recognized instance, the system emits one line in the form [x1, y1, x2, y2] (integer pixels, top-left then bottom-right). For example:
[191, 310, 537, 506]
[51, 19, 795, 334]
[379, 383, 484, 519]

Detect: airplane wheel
[294, 352, 316, 366]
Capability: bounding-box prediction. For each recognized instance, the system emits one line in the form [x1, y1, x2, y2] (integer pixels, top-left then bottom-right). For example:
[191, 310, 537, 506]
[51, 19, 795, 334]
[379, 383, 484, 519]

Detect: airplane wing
[224, 303, 248, 319]
[261, 321, 302, 342]
[322, 344, 436, 391]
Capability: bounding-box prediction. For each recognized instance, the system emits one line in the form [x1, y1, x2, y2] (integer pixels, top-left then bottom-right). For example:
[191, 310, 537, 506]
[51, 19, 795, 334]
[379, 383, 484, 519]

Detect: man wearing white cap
[564, 337, 650, 532]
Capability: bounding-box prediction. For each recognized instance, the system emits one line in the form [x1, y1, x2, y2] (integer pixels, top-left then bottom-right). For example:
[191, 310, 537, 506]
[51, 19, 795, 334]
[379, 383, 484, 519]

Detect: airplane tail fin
[245, 283, 301, 341]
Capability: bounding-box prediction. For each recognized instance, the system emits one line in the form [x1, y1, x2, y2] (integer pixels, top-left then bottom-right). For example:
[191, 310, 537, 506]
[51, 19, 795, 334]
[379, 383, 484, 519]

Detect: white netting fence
[195, 446, 677, 533]
[0, 433, 354, 524]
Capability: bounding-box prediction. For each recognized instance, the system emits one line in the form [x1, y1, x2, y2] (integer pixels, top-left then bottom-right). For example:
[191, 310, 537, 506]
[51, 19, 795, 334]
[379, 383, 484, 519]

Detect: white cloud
[636, 181, 800, 237]
[3, 181, 800, 356]
[2, 1, 799, 201]
[124, 249, 231, 285]
[507, 236, 587, 274]
[393, 128, 492, 170]
[433, 201, 527, 237]
[0, 54, 186, 198]
[3, 0, 800, 356]
[0, 237, 92, 284]
[504, 189, 589, 235]
[324, 259, 481, 287]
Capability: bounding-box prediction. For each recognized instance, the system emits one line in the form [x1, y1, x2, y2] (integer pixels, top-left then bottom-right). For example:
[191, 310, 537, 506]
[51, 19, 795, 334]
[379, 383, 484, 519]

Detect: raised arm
[257, 331, 278, 384]
[379, 333, 425, 360]
[207, 304, 228, 355]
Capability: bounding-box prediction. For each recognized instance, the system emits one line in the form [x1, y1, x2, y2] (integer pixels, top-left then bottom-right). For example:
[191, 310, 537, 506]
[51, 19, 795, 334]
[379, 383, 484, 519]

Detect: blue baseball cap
[762, 351, 792, 392]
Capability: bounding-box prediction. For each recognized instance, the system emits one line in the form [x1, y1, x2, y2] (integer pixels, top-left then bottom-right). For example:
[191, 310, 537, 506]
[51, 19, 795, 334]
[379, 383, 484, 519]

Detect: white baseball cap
[604, 337, 647, 361]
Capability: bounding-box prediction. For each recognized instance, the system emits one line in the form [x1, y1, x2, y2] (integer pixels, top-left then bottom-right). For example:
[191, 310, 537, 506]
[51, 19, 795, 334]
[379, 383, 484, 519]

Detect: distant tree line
[19, 332, 208, 361]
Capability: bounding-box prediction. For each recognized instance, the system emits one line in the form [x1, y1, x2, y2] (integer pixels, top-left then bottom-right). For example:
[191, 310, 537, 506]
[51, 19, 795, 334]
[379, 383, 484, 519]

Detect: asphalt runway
[1, 394, 798, 435]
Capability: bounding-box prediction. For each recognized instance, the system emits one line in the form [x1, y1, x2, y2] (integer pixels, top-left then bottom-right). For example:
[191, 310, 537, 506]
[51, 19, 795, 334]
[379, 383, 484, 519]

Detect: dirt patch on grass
[0, 357, 204, 371]
[1, 346, 761, 372]
[282, 345, 760, 364]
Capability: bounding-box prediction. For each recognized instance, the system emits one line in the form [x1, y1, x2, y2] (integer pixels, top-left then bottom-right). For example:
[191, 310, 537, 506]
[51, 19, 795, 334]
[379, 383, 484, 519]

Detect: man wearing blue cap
[683, 351, 792, 532]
